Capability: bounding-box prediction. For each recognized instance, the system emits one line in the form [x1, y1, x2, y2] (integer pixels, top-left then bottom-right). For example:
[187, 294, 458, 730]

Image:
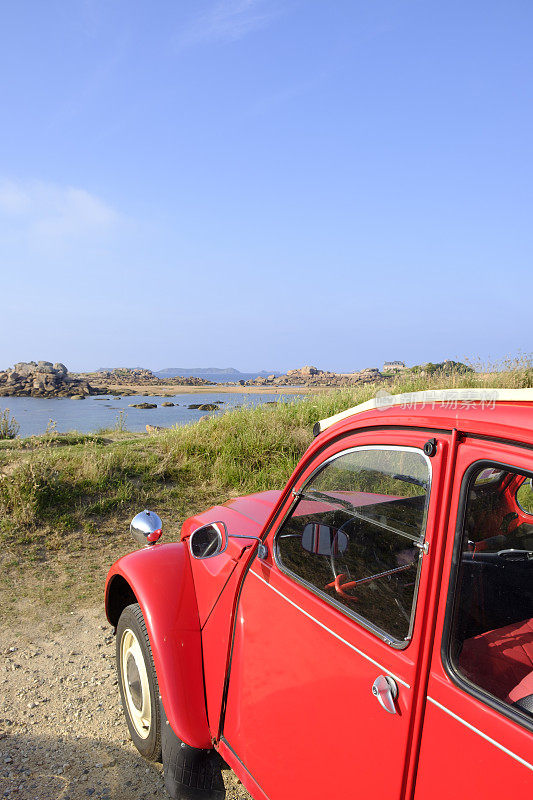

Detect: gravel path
[0, 607, 250, 800]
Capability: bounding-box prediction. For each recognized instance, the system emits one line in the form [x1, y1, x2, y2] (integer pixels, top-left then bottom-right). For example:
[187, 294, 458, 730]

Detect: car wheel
[116, 603, 162, 762]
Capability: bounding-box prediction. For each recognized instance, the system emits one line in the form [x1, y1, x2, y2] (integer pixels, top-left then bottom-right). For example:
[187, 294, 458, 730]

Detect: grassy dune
[1, 365, 532, 623]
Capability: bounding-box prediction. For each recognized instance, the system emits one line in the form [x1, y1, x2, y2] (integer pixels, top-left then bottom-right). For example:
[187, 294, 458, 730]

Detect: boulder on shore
[146, 424, 167, 433]
[0, 362, 98, 398]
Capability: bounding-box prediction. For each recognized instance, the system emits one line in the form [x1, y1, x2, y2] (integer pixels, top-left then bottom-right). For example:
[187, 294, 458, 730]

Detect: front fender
[105, 542, 211, 749]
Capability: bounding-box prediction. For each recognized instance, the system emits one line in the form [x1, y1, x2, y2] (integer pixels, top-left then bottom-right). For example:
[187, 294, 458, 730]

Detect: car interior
[452, 469, 533, 717]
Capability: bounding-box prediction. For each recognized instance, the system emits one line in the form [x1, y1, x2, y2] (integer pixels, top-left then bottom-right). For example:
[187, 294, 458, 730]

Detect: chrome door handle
[372, 675, 398, 714]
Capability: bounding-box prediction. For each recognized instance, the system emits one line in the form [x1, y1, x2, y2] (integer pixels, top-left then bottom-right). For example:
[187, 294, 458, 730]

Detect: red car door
[415, 438, 533, 799]
[221, 428, 448, 800]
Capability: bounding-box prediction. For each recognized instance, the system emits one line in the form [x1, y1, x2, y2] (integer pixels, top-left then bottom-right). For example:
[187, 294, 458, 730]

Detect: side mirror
[189, 522, 227, 559]
[301, 523, 348, 556]
[130, 510, 163, 546]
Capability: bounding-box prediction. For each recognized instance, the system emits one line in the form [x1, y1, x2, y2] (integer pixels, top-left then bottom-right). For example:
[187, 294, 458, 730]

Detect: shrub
[0, 409, 20, 440]
[115, 409, 128, 432]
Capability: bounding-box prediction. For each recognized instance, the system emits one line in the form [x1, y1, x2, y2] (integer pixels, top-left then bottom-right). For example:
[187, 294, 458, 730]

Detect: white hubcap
[120, 628, 151, 739]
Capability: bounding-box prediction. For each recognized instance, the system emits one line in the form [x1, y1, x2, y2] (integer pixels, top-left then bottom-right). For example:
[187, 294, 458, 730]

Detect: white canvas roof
[316, 388, 533, 434]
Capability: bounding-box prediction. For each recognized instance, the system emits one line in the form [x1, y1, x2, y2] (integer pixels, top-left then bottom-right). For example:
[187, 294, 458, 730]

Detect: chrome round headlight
[130, 510, 163, 546]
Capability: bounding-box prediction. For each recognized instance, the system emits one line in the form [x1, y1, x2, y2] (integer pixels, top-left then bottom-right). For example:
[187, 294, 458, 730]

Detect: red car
[105, 389, 533, 799]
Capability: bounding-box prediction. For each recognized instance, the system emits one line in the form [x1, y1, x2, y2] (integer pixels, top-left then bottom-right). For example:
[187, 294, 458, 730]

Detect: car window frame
[442, 457, 533, 734]
[273, 444, 432, 650]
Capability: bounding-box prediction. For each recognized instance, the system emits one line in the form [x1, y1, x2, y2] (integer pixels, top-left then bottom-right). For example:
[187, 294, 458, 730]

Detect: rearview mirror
[301, 523, 348, 556]
[189, 522, 227, 559]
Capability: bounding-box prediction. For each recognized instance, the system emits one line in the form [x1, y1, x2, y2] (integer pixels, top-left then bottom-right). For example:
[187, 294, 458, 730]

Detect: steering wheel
[324, 518, 417, 604]
[325, 573, 360, 601]
[323, 519, 360, 602]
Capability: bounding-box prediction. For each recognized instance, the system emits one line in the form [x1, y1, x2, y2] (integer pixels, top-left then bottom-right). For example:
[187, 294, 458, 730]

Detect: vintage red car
[105, 388, 533, 799]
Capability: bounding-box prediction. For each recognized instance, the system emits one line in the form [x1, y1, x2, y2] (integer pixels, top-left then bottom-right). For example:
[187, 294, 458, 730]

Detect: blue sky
[1, 1, 532, 372]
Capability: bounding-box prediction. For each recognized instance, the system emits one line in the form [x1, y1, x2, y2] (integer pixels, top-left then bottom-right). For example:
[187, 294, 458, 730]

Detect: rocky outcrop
[94, 368, 159, 383]
[0, 362, 97, 398]
[81, 368, 215, 388]
[236, 365, 384, 388]
[286, 365, 320, 378]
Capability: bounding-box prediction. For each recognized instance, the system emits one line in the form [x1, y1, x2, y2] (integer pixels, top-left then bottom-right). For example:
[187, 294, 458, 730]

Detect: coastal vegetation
[407, 359, 473, 375]
[0, 362, 532, 625]
[0, 408, 19, 440]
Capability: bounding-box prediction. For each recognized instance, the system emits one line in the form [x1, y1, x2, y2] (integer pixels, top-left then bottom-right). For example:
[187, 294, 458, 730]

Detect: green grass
[1, 363, 532, 623]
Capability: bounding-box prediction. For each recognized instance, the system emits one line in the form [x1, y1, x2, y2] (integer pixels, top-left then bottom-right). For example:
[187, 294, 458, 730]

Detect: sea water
[0, 392, 297, 438]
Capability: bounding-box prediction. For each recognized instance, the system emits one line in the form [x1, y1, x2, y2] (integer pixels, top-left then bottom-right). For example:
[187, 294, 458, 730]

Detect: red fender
[105, 542, 211, 749]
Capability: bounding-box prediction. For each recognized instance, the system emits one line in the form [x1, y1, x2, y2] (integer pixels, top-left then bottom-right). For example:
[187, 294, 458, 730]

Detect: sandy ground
[96, 383, 319, 396]
[0, 607, 250, 800]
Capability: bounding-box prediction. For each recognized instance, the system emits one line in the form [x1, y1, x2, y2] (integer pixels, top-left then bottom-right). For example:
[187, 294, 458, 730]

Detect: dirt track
[0, 607, 250, 800]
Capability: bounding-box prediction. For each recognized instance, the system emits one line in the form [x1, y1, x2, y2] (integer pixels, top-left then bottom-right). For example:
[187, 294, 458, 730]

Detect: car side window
[447, 464, 533, 723]
[516, 478, 533, 515]
[275, 446, 431, 645]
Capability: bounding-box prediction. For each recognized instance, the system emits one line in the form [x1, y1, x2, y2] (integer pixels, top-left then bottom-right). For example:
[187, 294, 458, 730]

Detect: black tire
[160, 702, 226, 800]
[116, 603, 162, 762]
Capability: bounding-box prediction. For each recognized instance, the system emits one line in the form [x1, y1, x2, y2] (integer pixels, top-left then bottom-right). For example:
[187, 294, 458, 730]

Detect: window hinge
[292, 489, 302, 499]
[415, 540, 429, 555]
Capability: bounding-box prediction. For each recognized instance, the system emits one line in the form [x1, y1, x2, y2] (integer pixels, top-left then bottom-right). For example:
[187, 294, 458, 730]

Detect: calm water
[0, 393, 296, 438]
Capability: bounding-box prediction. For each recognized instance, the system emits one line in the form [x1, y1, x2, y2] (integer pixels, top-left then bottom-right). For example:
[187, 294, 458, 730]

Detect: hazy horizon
[0, 355, 502, 376]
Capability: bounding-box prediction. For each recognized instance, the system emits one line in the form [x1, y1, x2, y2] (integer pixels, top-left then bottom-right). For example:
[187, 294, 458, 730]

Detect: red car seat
[459, 617, 533, 710]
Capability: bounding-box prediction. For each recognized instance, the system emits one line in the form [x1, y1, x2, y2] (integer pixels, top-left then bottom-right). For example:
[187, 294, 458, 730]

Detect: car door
[221, 428, 448, 800]
[414, 437, 533, 798]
